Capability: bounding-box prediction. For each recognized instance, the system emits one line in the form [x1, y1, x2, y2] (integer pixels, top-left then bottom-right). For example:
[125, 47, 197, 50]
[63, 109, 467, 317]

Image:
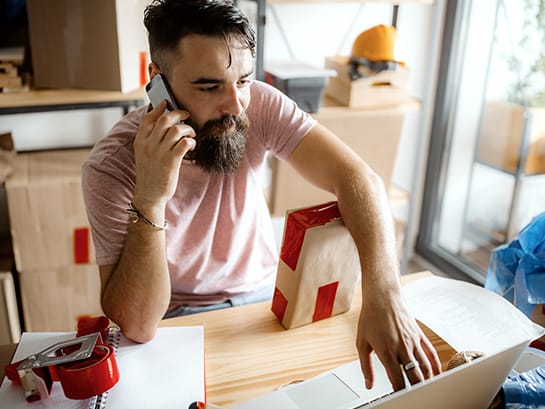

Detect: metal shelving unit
[244, 0, 436, 80]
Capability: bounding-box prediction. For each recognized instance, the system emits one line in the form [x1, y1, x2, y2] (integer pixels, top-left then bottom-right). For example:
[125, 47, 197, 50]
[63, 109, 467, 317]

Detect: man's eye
[201, 86, 219, 92]
[239, 79, 253, 87]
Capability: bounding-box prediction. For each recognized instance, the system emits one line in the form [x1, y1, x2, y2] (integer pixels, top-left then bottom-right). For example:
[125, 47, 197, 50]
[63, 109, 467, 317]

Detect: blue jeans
[163, 284, 274, 318]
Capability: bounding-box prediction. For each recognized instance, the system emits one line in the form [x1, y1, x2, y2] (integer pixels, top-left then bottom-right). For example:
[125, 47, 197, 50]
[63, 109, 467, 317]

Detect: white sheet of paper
[0, 326, 205, 409]
[402, 276, 545, 354]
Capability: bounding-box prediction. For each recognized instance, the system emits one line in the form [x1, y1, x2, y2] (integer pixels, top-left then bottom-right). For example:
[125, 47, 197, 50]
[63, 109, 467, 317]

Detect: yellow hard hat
[351, 24, 405, 63]
[348, 25, 405, 80]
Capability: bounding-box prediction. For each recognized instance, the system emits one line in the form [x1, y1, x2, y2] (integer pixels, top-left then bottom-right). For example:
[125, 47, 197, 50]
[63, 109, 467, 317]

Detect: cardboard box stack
[26, 0, 150, 92]
[4, 149, 103, 332]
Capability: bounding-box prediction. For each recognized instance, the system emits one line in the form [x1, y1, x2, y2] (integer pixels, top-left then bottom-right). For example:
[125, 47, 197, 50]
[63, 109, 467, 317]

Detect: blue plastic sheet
[485, 212, 545, 317]
[503, 365, 545, 409]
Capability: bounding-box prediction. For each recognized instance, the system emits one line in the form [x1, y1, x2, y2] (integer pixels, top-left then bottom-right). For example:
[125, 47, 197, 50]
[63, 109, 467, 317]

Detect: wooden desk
[160, 272, 456, 407]
[0, 272, 454, 406]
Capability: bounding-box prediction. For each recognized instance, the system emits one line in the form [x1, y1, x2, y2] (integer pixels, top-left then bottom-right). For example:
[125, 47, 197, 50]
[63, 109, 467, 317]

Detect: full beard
[189, 112, 250, 174]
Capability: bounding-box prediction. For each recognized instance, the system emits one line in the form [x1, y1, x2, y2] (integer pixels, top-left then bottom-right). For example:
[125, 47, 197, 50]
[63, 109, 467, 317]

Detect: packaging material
[19, 264, 103, 332]
[271, 202, 360, 329]
[503, 364, 545, 408]
[269, 102, 407, 217]
[26, 0, 150, 92]
[265, 61, 336, 113]
[485, 211, 545, 348]
[477, 100, 545, 175]
[4, 149, 95, 272]
[324, 55, 411, 108]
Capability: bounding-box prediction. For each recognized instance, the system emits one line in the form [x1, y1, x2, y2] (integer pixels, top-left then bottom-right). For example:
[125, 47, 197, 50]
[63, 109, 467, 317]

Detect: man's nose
[219, 86, 245, 116]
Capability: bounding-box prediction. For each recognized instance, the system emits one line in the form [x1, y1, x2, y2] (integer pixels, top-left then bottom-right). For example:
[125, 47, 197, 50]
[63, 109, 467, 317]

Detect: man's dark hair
[144, 0, 256, 74]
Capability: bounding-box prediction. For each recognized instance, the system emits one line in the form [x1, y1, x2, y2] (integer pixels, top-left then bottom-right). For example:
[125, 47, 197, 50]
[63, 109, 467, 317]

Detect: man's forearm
[335, 167, 401, 292]
[101, 221, 171, 343]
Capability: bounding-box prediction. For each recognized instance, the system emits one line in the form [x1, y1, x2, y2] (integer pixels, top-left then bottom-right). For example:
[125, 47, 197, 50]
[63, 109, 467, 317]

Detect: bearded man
[81, 0, 440, 392]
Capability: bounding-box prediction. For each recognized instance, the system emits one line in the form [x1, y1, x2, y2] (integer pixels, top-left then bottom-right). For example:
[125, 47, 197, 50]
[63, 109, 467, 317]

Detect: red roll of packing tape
[58, 344, 119, 400]
[4, 316, 120, 402]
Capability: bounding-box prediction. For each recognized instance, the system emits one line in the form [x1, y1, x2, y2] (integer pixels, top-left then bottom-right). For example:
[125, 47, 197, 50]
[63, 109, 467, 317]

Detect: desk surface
[160, 271, 456, 407]
[0, 272, 455, 407]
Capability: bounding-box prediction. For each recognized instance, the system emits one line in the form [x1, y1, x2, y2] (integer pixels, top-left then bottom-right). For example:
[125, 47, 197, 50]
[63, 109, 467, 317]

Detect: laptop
[232, 340, 530, 409]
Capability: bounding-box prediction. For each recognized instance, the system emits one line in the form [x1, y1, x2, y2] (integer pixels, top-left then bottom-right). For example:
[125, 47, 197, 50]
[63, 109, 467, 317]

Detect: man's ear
[148, 62, 160, 79]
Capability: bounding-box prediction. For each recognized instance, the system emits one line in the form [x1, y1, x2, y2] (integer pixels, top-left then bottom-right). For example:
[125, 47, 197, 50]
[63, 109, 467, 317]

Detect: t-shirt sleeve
[81, 143, 136, 267]
[249, 81, 317, 161]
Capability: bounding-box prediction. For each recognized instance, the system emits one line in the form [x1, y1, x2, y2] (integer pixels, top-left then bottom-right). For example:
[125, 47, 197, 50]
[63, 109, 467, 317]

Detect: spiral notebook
[0, 326, 205, 409]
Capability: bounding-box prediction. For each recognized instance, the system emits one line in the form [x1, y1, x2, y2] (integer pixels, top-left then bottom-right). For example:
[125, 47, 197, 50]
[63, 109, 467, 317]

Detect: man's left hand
[356, 289, 442, 391]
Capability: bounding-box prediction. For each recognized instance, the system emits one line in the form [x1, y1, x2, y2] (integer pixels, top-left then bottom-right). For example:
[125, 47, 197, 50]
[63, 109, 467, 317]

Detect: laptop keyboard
[353, 391, 395, 408]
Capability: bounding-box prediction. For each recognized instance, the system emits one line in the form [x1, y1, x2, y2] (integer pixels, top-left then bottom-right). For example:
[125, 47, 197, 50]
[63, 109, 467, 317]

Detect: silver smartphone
[145, 73, 179, 112]
[145, 74, 195, 159]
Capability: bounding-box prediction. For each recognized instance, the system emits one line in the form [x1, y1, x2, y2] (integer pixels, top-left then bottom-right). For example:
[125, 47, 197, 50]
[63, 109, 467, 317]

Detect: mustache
[200, 114, 239, 135]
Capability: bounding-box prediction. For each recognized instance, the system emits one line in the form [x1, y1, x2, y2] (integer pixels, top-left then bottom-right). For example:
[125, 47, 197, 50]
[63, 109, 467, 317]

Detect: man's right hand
[99, 102, 194, 343]
[132, 100, 196, 211]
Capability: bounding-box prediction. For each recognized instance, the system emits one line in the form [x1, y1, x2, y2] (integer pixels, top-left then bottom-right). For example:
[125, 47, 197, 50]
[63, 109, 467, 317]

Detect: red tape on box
[73, 227, 90, 264]
[271, 288, 289, 322]
[4, 316, 119, 402]
[280, 201, 341, 271]
[312, 281, 339, 322]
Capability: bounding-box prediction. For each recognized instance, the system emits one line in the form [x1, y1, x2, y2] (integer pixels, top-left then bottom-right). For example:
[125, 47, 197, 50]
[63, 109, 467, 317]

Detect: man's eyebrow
[241, 70, 255, 79]
[192, 77, 223, 85]
[191, 70, 255, 85]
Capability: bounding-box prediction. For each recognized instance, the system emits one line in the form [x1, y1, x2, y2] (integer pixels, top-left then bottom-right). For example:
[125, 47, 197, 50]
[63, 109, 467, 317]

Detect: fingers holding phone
[139, 101, 195, 159]
[159, 110, 197, 159]
[133, 101, 195, 207]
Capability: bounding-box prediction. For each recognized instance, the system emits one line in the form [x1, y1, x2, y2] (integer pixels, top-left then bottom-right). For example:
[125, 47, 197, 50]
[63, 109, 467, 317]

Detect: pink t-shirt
[82, 81, 317, 310]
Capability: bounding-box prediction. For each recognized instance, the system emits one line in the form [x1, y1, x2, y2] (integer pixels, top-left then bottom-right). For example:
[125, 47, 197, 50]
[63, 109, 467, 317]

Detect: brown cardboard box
[4, 149, 95, 272]
[19, 264, 103, 332]
[26, 0, 150, 92]
[269, 98, 413, 217]
[324, 55, 412, 108]
[476, 100, 545, 175]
